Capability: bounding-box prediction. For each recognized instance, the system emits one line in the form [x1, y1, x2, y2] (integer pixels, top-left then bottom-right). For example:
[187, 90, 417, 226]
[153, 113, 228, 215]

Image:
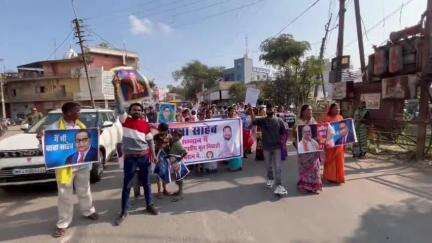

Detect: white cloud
[129, 15, 173, 37]
[129, 15, 152, 36]
[157, 22, 173, 35]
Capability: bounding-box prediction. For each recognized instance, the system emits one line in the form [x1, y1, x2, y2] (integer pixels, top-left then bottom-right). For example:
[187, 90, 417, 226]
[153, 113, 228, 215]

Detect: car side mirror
[102, 121, 113, 128]
[21, 123, 29, 131]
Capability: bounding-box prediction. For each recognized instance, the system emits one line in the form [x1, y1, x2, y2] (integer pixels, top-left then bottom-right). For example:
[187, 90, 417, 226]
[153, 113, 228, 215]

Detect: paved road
[0, 130, 431, 242]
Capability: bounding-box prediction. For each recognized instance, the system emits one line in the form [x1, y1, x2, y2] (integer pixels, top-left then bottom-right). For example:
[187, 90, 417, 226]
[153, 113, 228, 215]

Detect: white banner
[245, 87, 260, 107]
[169, 119, 243, 165]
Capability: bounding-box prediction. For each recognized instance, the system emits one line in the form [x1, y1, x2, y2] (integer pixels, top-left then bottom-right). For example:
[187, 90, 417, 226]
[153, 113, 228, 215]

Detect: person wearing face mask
[112, 75, 159, 226]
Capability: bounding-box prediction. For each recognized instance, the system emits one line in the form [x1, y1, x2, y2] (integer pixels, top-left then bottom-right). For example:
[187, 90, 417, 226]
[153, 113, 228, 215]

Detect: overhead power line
[171, 0, 265, 28]
[47, 31, 74, 59]
[87, 28, 120, 49]
[85, 0, 159, 20]
[170, 0, 233, 19]
[344, 0, 416, 48]
[86, 0, 230, 22]
[275, 0, 321, 36]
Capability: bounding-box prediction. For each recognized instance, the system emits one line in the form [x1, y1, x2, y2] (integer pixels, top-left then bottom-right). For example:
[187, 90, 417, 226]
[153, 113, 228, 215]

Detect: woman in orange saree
[324, 103, 345, 184]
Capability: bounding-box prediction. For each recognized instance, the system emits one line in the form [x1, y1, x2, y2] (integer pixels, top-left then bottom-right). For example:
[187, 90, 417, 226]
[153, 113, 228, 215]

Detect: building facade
[223, 56, 271, 83]
[5, 47, 139, 119]
[197, 81, 236, 105]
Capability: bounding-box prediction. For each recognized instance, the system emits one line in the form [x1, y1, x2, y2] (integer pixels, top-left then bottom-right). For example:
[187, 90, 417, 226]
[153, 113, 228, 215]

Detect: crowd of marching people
[135, 100, 353, 197]
[47, 81, 358, 237]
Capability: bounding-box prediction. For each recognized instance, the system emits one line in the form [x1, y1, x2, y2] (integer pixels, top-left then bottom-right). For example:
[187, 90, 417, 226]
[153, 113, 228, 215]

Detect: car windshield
[27, 112, 100, 133]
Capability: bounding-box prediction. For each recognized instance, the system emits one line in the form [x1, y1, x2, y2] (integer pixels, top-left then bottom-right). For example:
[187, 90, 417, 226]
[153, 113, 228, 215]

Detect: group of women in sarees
[293, 103, 346, 194]
[242, 102, 348, 194]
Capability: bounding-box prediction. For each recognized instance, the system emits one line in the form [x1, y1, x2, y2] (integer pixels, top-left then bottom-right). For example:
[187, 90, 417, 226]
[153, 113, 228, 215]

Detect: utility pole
[73, 18, 95, 108]
[335, 0, 346, 83]
[354, 0, 366, 79]
[314, 14, 332, 99]
[0, 59, 6, 119]
[416, 0, 432, 160]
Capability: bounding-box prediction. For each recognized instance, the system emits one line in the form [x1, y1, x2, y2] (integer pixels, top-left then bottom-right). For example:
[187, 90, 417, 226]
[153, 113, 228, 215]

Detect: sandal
[52, 227, 66, 238]
[86, 212, 99, 220]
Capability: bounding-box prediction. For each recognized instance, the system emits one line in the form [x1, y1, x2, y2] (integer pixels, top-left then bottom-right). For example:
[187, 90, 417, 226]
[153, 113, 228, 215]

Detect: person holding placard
[293, 105, 323, 194]
[47, 102, 99, 238]
[113, 75, 159, 226]
[324, 103, 346, 184]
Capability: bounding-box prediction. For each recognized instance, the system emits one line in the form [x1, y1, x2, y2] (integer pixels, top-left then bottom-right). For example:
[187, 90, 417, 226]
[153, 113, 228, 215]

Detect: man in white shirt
[218, 125, 238, 157]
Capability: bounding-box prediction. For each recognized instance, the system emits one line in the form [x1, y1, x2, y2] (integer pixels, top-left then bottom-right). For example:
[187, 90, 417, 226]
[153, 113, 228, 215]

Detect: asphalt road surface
[0, 130, 431, 242]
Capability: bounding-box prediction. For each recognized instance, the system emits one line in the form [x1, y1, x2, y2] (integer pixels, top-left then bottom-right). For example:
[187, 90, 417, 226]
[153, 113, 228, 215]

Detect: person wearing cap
[251, 103, 288, 195]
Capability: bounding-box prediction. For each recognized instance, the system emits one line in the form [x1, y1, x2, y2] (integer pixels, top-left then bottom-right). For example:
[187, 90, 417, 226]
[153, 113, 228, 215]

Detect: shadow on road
[345, 197, 432, 243]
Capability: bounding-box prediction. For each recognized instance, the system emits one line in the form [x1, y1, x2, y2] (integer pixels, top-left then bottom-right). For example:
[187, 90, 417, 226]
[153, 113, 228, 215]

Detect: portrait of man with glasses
[65, 130, 98, 165]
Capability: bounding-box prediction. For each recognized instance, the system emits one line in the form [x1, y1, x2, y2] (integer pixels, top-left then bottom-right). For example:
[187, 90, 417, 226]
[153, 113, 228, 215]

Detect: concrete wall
[42, 61, 81, 76]
[89, 54, 138, 70]
[5, 78, 79, 103]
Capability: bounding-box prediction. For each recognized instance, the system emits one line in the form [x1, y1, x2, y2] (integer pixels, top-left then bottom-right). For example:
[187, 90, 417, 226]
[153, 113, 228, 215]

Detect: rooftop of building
[17, 46, 139, 70]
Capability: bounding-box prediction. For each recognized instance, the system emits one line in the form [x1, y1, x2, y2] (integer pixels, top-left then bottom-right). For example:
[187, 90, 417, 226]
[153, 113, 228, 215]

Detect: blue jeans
[121, 156, 153, 214]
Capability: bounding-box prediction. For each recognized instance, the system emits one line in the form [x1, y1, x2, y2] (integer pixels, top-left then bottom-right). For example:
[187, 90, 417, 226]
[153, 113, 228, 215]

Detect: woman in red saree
[324, 103, 345, 184]
[242, 107, 254, 157]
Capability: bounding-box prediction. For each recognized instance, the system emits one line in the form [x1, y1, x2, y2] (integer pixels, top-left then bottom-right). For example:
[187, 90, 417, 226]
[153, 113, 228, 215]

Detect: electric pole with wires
[335, 0, 346, 83]
[314, 13, 332, 99]
[416, 0, 432, 160]
[73, 18, 95, 108]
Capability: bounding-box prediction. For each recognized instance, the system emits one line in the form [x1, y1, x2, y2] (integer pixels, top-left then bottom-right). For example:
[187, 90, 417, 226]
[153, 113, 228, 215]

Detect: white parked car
[0, 108, 123, 187]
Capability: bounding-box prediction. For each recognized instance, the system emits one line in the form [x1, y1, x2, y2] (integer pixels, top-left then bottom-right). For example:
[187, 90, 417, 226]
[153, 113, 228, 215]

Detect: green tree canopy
[258, 34, 323, 106]
[259, 34, 310, 69]
[172, 60, 224, 100]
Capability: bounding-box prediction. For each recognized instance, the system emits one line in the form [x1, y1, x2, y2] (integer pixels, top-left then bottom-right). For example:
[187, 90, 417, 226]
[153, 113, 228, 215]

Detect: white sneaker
[266, 179, 274, 188]
[274, 185, 287, 195]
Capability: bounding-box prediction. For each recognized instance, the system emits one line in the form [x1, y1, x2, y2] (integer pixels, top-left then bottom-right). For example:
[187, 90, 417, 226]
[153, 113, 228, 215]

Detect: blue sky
[0, 0, 427, 88]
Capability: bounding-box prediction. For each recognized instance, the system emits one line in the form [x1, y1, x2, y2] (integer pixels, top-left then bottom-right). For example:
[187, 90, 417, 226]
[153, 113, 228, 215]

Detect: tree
[259, 34, 323, 106]
[172, 60, 223, 100]
[260, 34, 310, 69]
[228, 83, 247, 103]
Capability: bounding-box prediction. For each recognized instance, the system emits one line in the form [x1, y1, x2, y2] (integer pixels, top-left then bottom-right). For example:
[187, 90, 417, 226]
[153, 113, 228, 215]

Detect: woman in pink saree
[293, 104, 323, 194]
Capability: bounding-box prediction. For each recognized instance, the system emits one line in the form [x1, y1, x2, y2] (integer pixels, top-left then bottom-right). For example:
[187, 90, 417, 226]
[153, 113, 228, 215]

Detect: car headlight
[0, 149, 43, 158]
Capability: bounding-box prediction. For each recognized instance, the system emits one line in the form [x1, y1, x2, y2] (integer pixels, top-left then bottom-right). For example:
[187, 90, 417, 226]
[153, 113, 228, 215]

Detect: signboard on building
[382, 75, 418, 99]
[102, 70, 115, 99]
[361, 93, 381, 110]
[331, 82, 347, 100]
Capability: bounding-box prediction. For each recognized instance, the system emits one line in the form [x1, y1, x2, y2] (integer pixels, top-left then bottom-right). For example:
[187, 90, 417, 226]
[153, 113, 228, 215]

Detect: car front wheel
[90, 150, 105, 183]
